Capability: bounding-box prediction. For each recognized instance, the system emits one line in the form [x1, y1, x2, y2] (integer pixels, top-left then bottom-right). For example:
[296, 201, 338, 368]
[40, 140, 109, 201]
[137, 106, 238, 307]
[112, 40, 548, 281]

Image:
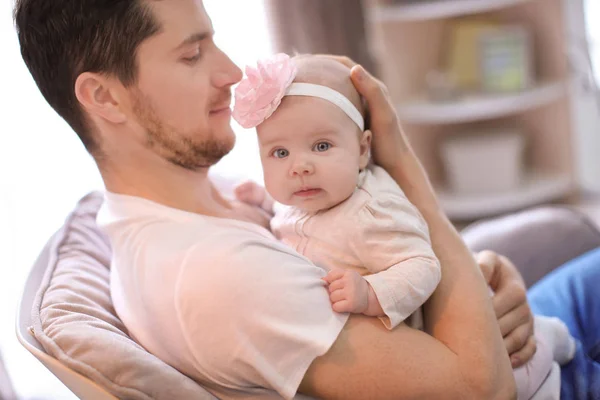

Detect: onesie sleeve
[350, 194, 441, 330]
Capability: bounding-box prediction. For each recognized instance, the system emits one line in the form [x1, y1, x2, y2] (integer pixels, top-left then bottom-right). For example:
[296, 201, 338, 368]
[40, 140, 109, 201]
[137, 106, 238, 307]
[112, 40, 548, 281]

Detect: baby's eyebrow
[308, 128, 338, 138]
[259, 127, 339, 149]
[259, 136, 283, 149]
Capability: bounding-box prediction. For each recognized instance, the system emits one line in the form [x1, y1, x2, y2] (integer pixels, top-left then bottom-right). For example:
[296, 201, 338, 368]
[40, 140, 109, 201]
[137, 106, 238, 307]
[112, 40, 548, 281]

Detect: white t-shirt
[271, 165, 440, 330]
[97, 192, 348, 399]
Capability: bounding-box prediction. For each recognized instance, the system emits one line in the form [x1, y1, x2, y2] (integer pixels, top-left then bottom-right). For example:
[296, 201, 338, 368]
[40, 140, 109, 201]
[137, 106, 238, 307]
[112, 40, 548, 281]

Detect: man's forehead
[147, 0, 213, 43]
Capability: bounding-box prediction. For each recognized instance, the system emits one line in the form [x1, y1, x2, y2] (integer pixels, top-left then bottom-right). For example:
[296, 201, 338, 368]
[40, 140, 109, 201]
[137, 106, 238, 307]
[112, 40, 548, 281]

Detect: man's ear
[359, 129, 372, 169]
[75, 72, 127, 124]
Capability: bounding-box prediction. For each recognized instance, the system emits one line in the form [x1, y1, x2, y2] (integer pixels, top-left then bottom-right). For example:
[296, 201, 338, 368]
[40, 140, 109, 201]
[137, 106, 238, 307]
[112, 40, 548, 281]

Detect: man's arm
[301, 316, 508, 399]
[396, 153, 515, 397]
[300, 63, 516, 399]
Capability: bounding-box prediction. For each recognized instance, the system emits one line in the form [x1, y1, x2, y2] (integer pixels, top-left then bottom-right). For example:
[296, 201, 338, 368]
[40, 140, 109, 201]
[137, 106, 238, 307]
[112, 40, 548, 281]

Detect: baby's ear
[359, 130, 372, 169]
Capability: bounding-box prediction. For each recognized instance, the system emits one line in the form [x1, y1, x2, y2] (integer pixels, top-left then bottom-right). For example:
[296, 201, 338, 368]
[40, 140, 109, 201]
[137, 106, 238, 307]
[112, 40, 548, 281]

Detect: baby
[232, 53, 575, 399]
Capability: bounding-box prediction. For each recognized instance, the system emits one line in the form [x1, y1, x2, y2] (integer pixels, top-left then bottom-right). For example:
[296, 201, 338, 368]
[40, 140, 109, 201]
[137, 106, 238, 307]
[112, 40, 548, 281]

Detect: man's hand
[323, 269, 370, 314]
[476, 250, 536, 368]
[316, 55, 413, 174]
[349, 65, 413, 174]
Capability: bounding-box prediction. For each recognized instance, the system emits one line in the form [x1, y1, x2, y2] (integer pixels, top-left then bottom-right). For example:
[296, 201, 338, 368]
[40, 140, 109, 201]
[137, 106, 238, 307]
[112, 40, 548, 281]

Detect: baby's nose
[290, 159, 315, 176]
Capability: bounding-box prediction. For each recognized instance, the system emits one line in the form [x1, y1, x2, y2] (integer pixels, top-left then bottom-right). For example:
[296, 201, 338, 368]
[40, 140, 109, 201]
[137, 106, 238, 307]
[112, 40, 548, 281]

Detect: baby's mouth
[294, 188, 322, 198]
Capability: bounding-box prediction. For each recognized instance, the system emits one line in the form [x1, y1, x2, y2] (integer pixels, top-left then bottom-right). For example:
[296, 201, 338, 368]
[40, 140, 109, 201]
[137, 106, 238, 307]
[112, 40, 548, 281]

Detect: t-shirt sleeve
[174, 233, 348, 399]
[351, 195, 441, 330]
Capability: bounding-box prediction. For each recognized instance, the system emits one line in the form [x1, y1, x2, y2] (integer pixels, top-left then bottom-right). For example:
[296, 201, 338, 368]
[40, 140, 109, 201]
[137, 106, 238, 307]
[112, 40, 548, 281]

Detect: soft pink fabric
[270, 165, 440, 330]
[232, 53, 297, 128]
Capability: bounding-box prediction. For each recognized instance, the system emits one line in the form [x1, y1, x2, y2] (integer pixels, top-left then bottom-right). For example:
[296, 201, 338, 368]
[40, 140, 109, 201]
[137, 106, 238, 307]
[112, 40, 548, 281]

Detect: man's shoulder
[102, 202, 278, 257]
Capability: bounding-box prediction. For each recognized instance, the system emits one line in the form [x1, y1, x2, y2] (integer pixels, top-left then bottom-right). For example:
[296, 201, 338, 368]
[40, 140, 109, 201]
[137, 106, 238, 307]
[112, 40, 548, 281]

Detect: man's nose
[212, 47, 243, 89]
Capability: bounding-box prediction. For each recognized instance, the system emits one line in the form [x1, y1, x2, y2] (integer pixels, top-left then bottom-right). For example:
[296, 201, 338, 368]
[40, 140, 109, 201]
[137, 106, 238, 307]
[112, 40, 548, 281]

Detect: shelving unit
[437, 172, 573, 220]
[398, 81, 567, 125]
[369, 0, 533, 23]
[365, 0, 581, 220]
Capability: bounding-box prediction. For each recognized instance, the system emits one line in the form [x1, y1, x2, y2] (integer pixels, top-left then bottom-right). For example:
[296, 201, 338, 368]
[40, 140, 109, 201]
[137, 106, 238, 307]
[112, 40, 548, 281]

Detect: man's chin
[162, 138, 235, 171]
[217, 129, 236, 157]
[200, 133, 236, 168]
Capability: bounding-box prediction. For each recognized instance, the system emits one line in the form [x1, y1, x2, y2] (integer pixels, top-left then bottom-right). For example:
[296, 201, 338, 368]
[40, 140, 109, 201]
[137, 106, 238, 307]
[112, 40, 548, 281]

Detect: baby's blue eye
[314, 142, 331, 152]
[273, 149, 289, 158]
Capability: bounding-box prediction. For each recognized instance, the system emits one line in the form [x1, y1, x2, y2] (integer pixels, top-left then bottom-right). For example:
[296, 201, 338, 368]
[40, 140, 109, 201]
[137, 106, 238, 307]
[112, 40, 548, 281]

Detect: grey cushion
[462, 206, 600, 287]
[0, 349, 16, 400]
[32, 192, 217, 400]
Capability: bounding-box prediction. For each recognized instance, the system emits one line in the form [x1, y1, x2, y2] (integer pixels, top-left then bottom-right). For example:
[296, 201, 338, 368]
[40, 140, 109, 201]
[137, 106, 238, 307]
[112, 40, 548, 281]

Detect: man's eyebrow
[175, 31, 213, 50]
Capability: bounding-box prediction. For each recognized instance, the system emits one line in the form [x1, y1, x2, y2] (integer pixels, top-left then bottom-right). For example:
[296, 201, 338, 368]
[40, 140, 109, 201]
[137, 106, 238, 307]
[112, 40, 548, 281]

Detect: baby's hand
[234, 181, 272, 212]
[323, 269, 369, 314]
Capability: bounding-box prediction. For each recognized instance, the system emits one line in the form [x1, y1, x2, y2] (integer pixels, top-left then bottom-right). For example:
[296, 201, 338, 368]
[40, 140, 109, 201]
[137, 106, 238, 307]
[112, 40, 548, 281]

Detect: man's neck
[99, 151, 230, 217]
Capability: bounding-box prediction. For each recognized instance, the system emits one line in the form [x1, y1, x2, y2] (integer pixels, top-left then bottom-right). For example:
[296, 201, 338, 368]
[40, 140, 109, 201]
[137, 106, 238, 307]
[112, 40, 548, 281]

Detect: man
[15, 0, 531, 398]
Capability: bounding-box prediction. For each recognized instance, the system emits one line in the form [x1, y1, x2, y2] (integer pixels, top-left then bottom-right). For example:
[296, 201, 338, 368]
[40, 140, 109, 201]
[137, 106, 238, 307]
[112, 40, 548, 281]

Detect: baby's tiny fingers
[323, 269, 345, 284]
[329, 289, 346, 303]
[234, 186, 252, 200]
[328, 279, 345, 293]
[332, 299, 351, 313]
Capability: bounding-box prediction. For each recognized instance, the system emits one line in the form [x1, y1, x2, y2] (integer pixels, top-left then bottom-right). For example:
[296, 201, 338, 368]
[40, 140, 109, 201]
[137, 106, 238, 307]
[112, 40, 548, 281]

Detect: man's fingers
[497, 303, 533, 337]
[492, 279, 527, 319]
[475, 250, 499, 284]
[510, 335, 537, 368]
[474, 250, 536, 366]
[315, 54, 357, 69]
[504, 323, 533, 356]
[499, 255, 523, 282]
[350, 66, 392, 116]
[350, 66, 380, 97]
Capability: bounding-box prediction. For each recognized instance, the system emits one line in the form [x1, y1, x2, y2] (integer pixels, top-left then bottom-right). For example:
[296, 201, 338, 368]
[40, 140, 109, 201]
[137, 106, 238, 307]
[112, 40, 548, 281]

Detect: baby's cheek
[322, 184, 349, 208]
[332, 170, 359, 202]
[263, 170, 288, 204]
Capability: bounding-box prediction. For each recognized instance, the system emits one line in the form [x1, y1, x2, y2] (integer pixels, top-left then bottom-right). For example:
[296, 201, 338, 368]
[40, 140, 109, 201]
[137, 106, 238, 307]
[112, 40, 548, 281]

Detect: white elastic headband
[285, 83, 365, 131]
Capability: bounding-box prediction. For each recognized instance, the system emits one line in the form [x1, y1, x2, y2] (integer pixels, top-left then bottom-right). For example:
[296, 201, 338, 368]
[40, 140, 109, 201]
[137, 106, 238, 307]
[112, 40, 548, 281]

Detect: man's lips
[210, 97, 232, 115]
[210, 106, 231, 116]
[293, 188, 322, 197]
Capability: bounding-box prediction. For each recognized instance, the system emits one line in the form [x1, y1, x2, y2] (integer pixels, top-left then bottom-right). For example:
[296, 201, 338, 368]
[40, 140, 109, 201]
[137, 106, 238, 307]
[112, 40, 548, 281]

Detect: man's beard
[132, 91, 234, 171]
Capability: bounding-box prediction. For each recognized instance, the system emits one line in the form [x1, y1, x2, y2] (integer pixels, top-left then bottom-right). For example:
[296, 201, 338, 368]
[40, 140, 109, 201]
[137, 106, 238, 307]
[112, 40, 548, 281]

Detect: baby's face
[257, 95, 369, 213]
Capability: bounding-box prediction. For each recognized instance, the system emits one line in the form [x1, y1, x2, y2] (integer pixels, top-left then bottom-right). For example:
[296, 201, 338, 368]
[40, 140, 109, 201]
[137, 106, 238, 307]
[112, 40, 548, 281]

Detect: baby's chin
[274, 196, 328, 213]
[291, 195, 350, 213]
[295, 203, 327, 213]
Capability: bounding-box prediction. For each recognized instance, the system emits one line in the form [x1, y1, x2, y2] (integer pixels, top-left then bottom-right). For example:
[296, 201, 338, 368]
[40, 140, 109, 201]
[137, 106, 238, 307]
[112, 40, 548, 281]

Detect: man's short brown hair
[14, 0, 161, 154]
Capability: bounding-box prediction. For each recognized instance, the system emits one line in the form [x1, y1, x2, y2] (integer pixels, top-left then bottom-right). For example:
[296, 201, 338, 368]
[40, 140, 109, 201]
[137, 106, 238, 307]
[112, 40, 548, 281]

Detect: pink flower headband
[232, 53, 365, 131]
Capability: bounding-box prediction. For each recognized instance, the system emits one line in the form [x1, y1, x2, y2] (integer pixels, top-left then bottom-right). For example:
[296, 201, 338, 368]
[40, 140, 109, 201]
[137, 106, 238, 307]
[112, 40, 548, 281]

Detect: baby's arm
[234, 181, 275, 215]
[362, 254, 440, 329]
[332, 195, 441, 329]
[323, 268, 384, 317]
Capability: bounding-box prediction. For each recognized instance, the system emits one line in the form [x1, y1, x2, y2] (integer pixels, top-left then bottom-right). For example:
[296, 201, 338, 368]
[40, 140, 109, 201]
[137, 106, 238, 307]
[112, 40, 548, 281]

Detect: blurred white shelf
[370, 0, 534, 23]
[397, 81, 567, 125]
[437, 172, 573, 220]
